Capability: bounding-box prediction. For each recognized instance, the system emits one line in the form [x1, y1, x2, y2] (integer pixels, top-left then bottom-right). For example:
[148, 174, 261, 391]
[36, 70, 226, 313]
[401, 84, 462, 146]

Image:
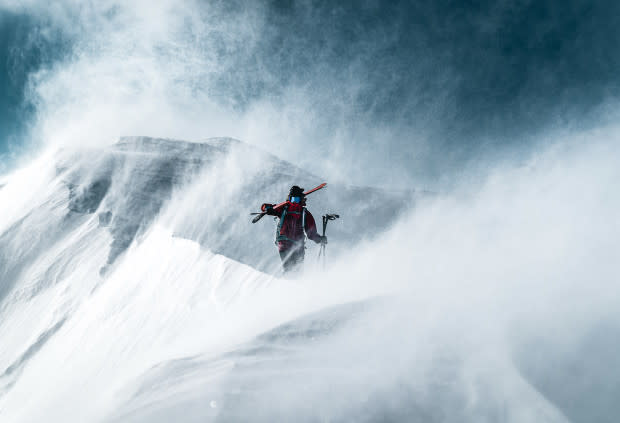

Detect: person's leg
[290, 247, 305, 272]
[279, 249, 294, 273]
[279, 243, 305, 273]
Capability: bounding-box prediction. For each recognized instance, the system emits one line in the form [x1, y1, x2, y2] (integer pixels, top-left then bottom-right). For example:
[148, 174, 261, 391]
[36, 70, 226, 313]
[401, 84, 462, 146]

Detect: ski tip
[304, 182, 327, 195]
[251, 213, 265, 223]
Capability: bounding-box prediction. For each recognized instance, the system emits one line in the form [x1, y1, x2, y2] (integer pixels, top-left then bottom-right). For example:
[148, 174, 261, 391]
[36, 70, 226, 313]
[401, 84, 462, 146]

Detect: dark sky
[0, 11, 67, 157]
[0, 12, 32, 155]
[251, 0, 620, 159]
[2, 0, 620, 171]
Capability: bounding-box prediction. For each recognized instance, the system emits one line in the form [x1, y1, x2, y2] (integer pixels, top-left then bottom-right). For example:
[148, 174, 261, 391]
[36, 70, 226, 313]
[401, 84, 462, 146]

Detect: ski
[303, 182, 327, 196]
[251, 183, 327, 223]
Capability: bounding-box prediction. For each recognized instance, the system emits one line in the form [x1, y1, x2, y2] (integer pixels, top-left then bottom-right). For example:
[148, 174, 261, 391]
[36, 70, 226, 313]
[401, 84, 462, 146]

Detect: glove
[261, 203, 274, 212]
[318, 235, 328, 244]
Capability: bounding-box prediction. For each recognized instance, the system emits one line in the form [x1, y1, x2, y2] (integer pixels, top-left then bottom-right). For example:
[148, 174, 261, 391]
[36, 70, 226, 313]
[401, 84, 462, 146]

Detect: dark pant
[279, 244, 305, 273]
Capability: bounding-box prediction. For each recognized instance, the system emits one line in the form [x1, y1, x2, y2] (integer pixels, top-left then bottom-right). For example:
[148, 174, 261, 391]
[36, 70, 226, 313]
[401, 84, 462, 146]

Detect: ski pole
[318, 215, 327, 262]
[318, 213, 339, 268]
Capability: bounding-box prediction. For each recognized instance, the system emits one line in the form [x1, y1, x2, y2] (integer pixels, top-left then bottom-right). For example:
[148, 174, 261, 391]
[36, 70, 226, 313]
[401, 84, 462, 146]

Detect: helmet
[289, 185, 304, 197]
[288, 185, 304, 203]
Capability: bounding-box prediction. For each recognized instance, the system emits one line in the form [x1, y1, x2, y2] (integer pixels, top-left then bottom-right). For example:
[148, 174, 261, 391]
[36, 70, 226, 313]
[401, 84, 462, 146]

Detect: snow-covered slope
[1, 136, 618, 422]
[0, 137, 420, 421]
[0, 136, 409, 277]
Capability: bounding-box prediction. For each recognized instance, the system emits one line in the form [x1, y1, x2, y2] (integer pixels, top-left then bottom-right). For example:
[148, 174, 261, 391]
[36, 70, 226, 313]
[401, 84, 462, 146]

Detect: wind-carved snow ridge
[0, 136, 416, 421]
[1, 135, 618, 422]
[20, 136, 408, 277]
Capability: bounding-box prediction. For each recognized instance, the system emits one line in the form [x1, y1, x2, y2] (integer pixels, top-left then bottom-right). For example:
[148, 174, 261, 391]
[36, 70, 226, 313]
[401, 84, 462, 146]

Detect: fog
[6, 0, 619, 186]
[1, 1, 619, 421]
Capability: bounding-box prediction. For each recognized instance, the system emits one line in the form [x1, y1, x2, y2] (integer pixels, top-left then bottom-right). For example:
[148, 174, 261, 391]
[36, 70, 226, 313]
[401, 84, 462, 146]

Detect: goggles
[290, 196, 301, 203]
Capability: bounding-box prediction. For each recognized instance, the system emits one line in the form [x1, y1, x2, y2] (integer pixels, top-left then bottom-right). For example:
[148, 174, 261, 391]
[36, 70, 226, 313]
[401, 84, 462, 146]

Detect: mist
[1, 0, 620, 421]
[4, 0, 620, 185]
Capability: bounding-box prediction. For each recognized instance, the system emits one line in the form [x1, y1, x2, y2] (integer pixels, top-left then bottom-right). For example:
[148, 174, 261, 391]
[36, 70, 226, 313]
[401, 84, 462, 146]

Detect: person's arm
[304, 210, 326, 244]
[262, 203, 283, 217]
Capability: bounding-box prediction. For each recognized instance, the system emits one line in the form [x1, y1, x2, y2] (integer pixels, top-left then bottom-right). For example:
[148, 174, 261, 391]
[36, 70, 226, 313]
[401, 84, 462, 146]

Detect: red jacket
[262, 201, 322, 251]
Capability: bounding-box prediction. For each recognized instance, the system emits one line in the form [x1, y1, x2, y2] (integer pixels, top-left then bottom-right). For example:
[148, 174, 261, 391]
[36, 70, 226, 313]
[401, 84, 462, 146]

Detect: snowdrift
[1, 136, 619, 422]
[0, 137, 416, 421]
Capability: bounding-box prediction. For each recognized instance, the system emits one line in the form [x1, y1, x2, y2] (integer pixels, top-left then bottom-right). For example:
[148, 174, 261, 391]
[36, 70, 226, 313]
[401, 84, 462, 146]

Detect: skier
[261, 185, 327, 273]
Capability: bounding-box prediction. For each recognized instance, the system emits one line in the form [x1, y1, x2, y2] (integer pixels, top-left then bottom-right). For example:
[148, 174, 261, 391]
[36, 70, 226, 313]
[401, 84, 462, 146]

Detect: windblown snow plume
[0, 132, 619, 422]
[1, 0, 620, 422]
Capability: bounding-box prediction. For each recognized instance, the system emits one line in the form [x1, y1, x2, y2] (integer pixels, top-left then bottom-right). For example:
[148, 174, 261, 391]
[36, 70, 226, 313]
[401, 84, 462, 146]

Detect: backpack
[275, 204, 307, 245]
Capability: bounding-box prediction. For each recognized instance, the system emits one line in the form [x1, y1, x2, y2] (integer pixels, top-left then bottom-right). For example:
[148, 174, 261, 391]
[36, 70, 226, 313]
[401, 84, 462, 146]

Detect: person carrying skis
[261, 185, 326, 273]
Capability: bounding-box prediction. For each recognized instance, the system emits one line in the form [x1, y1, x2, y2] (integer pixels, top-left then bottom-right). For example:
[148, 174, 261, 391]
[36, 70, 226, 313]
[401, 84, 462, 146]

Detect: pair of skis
[250, 183, 327, 223]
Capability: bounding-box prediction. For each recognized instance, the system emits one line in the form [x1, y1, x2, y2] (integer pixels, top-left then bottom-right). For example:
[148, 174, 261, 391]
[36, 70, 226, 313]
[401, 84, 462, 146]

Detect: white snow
[0, 135, 619, 422]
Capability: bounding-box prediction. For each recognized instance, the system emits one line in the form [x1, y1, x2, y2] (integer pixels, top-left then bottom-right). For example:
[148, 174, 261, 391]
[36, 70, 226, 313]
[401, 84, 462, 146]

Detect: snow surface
[1, 136, 619, 422]
[0, 137, 417, 421]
